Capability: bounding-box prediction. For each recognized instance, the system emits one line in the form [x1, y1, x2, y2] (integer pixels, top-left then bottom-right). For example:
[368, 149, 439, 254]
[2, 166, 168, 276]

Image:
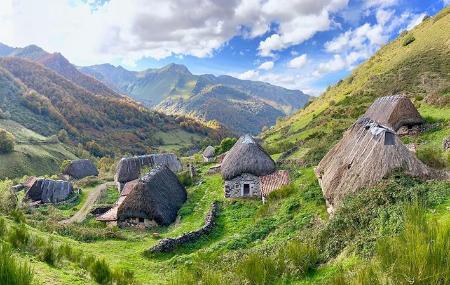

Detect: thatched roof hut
[117, 166, 187, 226]
[63, 159, 98, 179]
[203, 146, 215, 158]
[26, 178, 74, 204]
[115, 153, 182, 183]
[221, 134, 275, 180]
[363, 95, 423, 131]
[315, 117, 446, 214]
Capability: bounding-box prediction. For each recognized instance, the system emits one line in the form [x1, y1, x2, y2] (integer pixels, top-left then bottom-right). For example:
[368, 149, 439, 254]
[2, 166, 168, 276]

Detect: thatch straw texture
[117, 166, 186, 226]
[221, 134, 275, 180]
[63, 159, 98, 179]
[363, 95, 423, 131]
[26, 178, 73, 204]
[115, 153, 182, 183]
[203, 146, 215, 158]
[315, 117, 446, 214]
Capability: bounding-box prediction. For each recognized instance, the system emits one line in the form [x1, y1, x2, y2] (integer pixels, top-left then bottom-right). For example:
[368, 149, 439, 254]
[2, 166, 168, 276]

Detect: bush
[40, 245, 58, 266]
[278, 241, 319, 277]
[0, 128, 15, 154]
[89, 259, 113, 285]
[402, 34, 415, 46]
[416, 146, 447, 169]
[0, 245, 33, 285]
[60, 159, 71, 173]
[237, 253, 278, 285]
[216, 137, 237, 155]
[8, 224, 30, 249]
[112, 268, 136, 285]
[177, 171, 193, 187]
[0, 179, 17, 214]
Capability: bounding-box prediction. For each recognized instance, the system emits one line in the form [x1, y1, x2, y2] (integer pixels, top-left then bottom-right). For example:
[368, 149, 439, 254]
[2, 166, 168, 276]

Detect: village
[9, 94, 450, 255]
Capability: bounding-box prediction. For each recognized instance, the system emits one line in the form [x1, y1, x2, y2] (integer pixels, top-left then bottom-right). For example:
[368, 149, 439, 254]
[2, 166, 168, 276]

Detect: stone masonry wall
[148, 201, 219, 254]
[224, 173, 260, 198]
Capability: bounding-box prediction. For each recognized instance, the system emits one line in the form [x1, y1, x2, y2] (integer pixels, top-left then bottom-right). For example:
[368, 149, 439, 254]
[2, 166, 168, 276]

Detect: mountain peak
[159, 63, 191, 75]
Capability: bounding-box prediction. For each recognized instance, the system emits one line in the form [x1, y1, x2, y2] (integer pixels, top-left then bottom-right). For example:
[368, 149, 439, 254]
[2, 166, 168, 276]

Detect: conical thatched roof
[63, 159, 98, 179]
[363, 95, 423, 131]
[117, 166, 186, 226]
[203, 146, 215, 158]
[315, 117, 447, 214]
[221, 134, 275, 180]
[26, 178, 73, 204]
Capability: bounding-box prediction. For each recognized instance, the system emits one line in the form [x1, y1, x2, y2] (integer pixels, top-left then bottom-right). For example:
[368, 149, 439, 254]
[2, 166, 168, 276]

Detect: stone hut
[113, 166, 187, 227]
[315, 117, 448, 215]
[63, 159, 98, 179]
[114, 153, 182, 191]
[363, 95, 424, 133]
[25, 178, 74, 204]
[221, 134, 289, 199]
[203, 146, 216, 162]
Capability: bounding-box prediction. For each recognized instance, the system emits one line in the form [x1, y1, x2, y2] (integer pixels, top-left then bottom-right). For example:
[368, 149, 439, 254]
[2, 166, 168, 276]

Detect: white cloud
[0, 0, 351, 65]
[258, 61, 274, 70]
[287, 54, 308, 68]
[443, 0, 450, 5]
[364, 0, 398, 8]
[405, 13, 427, 30]
[237, 69, 260, 80]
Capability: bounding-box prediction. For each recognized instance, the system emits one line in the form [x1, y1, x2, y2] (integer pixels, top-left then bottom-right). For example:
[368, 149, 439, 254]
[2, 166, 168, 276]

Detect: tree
[217, 137, 237, 155]
[0, 129, 15, 154]
[57, 129, 69, 143]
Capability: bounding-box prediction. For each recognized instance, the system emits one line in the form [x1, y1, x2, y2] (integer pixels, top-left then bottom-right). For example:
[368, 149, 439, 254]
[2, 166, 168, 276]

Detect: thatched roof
[115, 153, 182, 183]
[363, 95, 424, 131]
[203, 146, 215, 158]
[26, 179, 73, 204]
[117, 166, 187, 226]
[221, 134, 275, 180]
[315, 117, 447, 215]
[63, 159, 98, 179]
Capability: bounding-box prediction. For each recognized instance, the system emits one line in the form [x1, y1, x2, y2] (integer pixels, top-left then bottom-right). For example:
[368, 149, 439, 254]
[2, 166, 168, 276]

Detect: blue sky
[0, 0, 448, 95]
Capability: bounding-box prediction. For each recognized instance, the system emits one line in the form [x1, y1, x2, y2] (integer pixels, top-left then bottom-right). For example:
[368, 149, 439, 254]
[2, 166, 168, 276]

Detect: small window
[384, 132, 395, 145]
[243, 184, 250, 196]
[139, 217, 144, 223]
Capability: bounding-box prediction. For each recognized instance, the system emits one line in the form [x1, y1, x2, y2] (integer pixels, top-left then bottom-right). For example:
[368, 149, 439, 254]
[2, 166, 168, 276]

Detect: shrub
[0, 179, 17, 214]
[40, 245, 58, 266]
[112, 268, 136, 285]
[278, 241, 319, 277]
[0, 217, 7, 237]
[216, 137, 237, 155]
[402, 34, 415, 46]
[60, 159, 71, 173]
[237, 253, 278, 285]
[89, 259, 113, 285]
[0, 128, 15, 154]
[0, 245, 33, 285]
[177, 171, 193, 187]
[57, 129, 69, 143]
[8, 224, 30, 249]
[416, 146, 447, 169]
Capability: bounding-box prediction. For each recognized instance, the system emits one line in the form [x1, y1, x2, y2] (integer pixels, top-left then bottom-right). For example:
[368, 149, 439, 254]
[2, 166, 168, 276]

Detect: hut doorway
[243, 183, 250, 196]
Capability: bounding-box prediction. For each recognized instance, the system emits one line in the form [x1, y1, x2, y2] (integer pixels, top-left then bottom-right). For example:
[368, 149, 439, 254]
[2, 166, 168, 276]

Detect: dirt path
[60, 182, 111, 224]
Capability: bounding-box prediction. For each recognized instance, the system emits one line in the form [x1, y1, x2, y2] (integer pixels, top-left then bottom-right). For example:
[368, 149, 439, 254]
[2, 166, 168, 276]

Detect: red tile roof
[260, 170, 289, 197]
[97, 196, 127, 221]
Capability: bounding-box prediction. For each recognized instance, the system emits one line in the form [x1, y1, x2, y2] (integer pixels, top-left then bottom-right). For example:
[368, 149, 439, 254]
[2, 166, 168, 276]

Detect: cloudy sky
[0, 0, 447, 95]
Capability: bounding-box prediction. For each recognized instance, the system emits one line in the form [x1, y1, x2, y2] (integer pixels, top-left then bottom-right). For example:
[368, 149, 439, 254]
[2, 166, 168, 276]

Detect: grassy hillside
[0, 119, 78, 179]
[0, 57, 225, 156]
[262, 8, 450, 167]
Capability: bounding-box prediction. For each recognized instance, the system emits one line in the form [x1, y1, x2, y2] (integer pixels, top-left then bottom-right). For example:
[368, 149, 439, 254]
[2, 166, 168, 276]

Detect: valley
[0, 4, 449, 285]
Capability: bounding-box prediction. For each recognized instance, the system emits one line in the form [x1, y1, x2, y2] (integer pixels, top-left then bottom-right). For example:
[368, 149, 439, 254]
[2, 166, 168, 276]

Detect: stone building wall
[224, 173, 260, 198]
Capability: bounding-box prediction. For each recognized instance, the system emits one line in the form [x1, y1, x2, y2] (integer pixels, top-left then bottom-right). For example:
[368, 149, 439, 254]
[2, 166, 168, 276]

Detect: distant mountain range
[80, 62, 311, 134]
[0, 42, 310, 135]
[0, 43, 227, 155]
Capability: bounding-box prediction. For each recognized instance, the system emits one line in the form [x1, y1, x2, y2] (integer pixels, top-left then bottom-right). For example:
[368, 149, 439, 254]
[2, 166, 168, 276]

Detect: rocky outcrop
[26, 179, 74, 204]
[148, 202, 219, 253]
[115, 154, 182, 184]
[63, 159, 98, 179]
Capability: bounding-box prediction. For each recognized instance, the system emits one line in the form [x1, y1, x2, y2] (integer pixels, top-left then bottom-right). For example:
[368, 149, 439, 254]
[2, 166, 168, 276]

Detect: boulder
[63, 159, 98, 179]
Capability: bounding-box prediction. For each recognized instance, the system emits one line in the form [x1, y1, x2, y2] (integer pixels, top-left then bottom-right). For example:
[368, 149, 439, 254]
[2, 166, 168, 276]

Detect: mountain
[157, 85, 284, 134]
[0, 56, 226, 156]
[0, 43, 121, 98]
[262, 8, 450, 168]
[80, 63, 311, 134]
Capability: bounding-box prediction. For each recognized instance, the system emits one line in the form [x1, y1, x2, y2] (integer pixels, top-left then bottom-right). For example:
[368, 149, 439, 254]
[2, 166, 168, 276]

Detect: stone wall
[148, 201, 219, 254]
[224, 173, 260, 198]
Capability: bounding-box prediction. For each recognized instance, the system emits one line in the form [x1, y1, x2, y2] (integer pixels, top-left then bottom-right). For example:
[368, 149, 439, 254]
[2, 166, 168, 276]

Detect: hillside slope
[81, 63, 310, 134]
[0, 57, 224, 155]
[262, 9, 450, 166]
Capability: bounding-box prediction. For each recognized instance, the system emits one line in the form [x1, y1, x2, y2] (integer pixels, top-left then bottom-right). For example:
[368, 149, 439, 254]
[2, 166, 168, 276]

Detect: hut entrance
[243, 184, 250, 196]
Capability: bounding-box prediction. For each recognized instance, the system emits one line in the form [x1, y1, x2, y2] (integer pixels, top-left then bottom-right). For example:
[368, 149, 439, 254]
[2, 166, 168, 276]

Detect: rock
[63, 159, 98, 179]
[443, 136, 450, 151]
